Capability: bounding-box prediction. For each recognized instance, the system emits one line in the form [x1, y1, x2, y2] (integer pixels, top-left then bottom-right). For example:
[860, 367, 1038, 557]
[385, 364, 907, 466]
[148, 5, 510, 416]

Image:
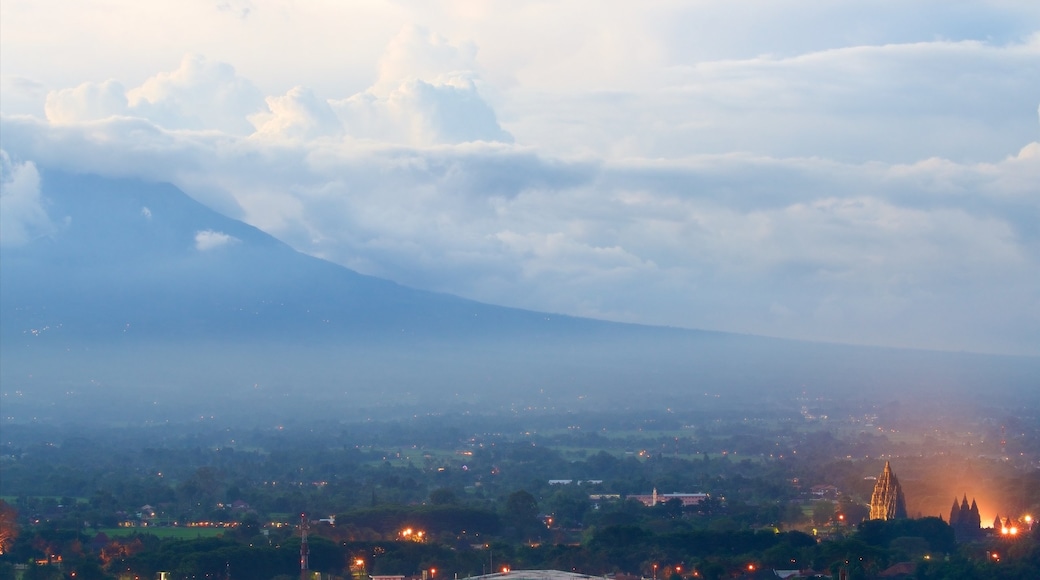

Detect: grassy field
[98, 527, 226, 539]
[1, 495, 88, 504]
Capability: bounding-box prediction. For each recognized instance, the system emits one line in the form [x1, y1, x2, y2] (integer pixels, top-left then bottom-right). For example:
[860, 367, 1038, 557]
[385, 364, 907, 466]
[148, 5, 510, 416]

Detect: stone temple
[869, 461, 908, 520]
[949, 495, 983, 541]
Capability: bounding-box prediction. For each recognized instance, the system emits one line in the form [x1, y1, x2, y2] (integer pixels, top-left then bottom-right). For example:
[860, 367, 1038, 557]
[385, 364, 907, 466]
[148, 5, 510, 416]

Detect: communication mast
[300, 513, 310, 580]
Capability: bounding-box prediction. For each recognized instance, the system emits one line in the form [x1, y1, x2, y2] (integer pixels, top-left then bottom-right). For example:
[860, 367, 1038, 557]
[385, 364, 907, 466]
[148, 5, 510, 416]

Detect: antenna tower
[300, 513, 310, 580]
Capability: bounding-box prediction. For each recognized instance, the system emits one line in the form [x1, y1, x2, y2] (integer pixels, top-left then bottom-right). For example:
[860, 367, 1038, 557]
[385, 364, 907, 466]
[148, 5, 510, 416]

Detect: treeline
[3, 516, 1038, 580]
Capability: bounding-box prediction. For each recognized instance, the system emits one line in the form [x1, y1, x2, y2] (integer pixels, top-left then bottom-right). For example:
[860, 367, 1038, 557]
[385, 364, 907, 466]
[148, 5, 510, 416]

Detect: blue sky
[1, 1, 1038, 354]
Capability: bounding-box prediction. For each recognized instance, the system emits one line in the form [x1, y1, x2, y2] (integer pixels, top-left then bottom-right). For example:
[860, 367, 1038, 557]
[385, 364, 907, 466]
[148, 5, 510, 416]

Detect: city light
[400, 527, 427, 542]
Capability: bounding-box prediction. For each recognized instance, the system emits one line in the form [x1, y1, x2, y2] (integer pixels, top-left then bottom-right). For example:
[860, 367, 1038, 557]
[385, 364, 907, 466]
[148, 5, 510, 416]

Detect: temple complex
[869, 461, 908, 520]
[949, 495, 983, 541]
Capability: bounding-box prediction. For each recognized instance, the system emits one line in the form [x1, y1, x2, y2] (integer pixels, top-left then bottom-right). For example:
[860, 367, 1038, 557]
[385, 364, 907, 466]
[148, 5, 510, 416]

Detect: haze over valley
[1, 3, 1039, 579]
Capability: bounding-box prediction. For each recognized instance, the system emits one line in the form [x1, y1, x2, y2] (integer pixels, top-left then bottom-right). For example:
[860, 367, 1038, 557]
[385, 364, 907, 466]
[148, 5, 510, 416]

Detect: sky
[1, 0, 1038, 355]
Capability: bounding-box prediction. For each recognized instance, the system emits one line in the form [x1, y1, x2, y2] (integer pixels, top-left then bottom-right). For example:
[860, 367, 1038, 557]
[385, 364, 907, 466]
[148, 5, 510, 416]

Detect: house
[628, 488, 708, 507]
[810, 485, 839, 498]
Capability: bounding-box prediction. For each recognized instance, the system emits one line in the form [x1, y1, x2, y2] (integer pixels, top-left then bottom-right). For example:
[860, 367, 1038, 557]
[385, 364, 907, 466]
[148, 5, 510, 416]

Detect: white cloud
[329, 25, 512, 145]
[194, 229, 238, 251]
[0, 150, 51, 246]
[1, 3, 1037, 354]
[331, 75, 512, 145]
[38, 55, 267, 135]
[3, 110, 1037, 353]
[370, 24, 481, 97]
[127, 54, 266, 135]
[502, 37, 1040, 162]
[44, 79, 128, 123]
[251, 86, 343, 140]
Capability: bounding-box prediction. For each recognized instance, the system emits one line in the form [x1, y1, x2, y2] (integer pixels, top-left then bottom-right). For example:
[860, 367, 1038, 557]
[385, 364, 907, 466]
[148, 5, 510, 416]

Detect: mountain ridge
[2, 169, 1037, 424]
[5, 170, 684, 344]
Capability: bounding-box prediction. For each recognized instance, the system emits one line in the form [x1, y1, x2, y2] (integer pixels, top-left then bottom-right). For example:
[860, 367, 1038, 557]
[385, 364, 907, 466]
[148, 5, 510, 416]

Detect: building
[628, 488, 708, 507]
[948, 495, 982, 541]
[869, 462, 907, 520]
[810, 484, 840, 498]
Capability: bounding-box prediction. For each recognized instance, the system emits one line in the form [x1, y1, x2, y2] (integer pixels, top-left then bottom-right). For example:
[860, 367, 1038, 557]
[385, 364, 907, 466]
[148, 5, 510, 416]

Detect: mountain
[1, 170, 626, 343]
[2, 170, 1037, 424]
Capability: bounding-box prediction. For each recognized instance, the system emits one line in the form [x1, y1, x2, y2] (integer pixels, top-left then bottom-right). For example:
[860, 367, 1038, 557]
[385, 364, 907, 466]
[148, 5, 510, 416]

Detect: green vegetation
[97, 527, 226, 540]
[1, 404, 1038, 579]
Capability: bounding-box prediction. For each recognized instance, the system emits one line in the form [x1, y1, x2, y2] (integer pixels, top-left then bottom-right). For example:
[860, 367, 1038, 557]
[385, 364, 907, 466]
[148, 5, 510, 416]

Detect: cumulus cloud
[2, 6, 1038, 354]
[32, 39, 510, 146]
[44, 80, 129, 123]
[127, 55, 266, 134]
[370, 24, 481, 97]
[41, 55, 267, 134]
[329, 26, 512, 145]
[0, 151, 52, 246]
[251, 86, 343, 140]
[195, 229, 239, 251]
[331, 75, 512, 145]
[2, 110, 1037, 353]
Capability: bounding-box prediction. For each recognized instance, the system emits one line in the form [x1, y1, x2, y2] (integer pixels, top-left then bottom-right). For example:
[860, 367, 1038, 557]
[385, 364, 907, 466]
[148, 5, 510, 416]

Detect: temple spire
[869, 461, 907, 520]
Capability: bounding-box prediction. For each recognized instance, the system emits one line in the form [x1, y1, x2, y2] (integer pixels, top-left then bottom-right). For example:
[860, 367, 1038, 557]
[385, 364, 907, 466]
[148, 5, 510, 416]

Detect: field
[98, 527, 226, 539]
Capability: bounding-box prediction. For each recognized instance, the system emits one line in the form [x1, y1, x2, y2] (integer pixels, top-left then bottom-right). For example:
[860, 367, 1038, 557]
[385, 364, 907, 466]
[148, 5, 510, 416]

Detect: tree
[812, 500, 836, 525]
[429, 488, 457, 505]
[505, 490, 539, 523]
[505, 490, 541, 540]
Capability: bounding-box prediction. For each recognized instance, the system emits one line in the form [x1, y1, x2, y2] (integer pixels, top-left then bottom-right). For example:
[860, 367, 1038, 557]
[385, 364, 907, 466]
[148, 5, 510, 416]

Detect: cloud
[330, 26, 512, 145]
[32, 40, 511, 146]
[39, 55, 267, 135]
[251, 86, 343, 140]
[504, 37, 1040, 162]
[194, 229, 239, 251]
[127, 54, 267, 135]
[215, 0, 253, 20]
[0, 151, 52, 246]
[44, 80, 129, 123]
[371, 24, 481, 96]
[332, 75, 512, 145]
[1, 7, 1037, 354]
[2, 109, 1037, 353]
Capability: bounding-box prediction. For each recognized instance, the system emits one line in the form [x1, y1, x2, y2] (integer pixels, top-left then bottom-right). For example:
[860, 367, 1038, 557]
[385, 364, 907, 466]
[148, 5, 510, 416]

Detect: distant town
[1, 397, 1037, 580]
